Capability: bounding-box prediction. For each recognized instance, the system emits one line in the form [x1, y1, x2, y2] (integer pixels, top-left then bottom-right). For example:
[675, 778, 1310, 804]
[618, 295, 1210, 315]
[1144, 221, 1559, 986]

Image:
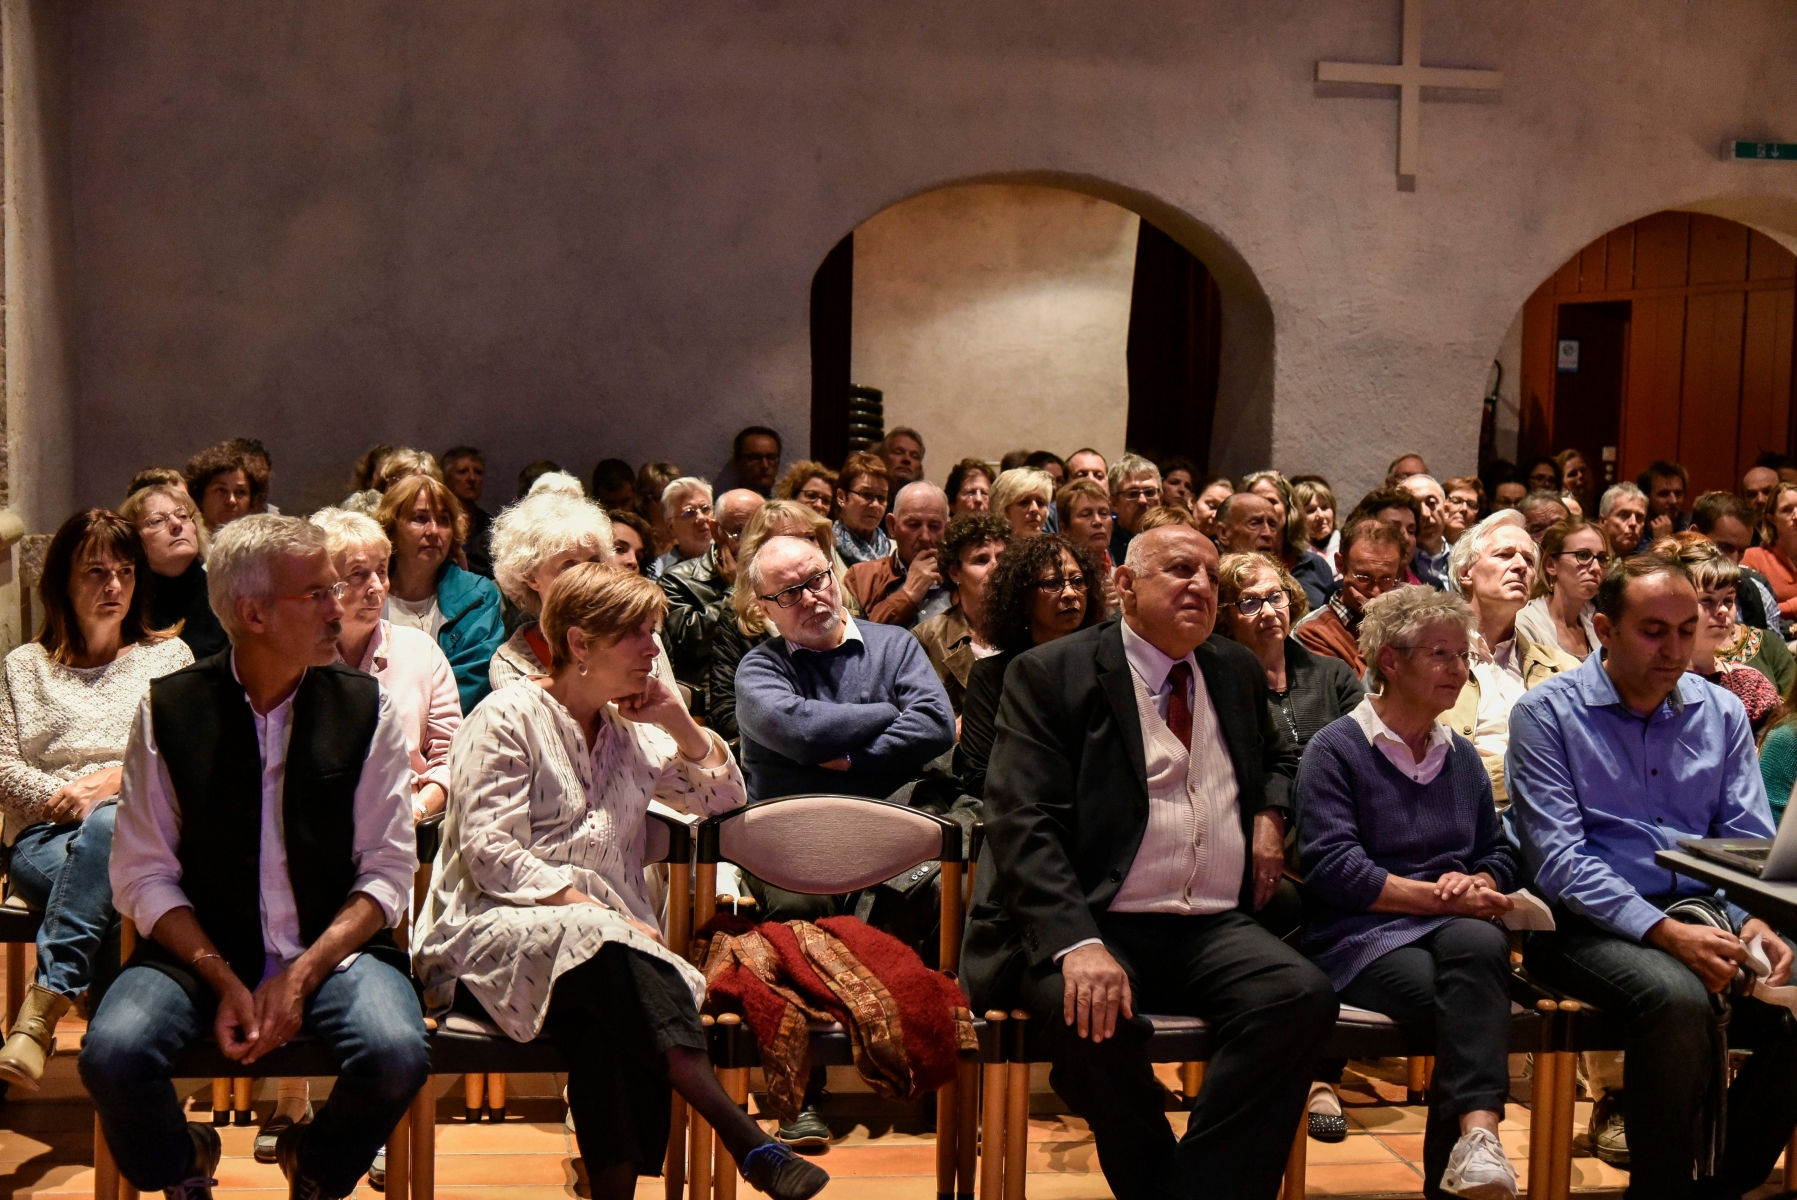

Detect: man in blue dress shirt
[1508, 553, 1797, 1198]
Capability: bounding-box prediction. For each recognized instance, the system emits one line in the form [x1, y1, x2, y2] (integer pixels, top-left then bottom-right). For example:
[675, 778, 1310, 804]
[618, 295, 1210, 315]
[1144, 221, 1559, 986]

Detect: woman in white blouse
[0, 510, 192, 1089]
[414, 563, 826, 1200]
[311, 509, 461, 821]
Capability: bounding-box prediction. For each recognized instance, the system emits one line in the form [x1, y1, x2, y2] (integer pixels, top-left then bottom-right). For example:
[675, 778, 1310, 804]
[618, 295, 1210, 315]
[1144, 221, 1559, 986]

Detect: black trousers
[1338, 919, 1512, 1198]
[1526, 913, 1797, 1200]
[462, 943, 705, 1175]
[1018, 910, 1337, 1200]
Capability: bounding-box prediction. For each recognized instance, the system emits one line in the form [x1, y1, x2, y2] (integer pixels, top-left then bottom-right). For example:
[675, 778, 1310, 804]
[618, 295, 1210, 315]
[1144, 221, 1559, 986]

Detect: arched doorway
[806, 181, 1271, 480]
[1514, 211, 1797, 498]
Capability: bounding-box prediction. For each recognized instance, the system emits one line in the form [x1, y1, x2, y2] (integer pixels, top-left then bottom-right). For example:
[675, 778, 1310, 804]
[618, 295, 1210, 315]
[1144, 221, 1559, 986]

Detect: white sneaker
[1440, 1127, 1517, 1200]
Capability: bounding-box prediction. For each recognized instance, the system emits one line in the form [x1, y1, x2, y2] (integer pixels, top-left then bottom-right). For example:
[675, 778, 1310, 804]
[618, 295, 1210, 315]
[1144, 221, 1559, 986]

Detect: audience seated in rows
[1294, 517, 1406, 676]
[1511, 553, 1797, 1194]
[80, 515, 428, 1200]
[953, 534, 1104, 802]
[843, 482, 951, 629]
[1297, 586, 1520, 1198]
[376, 474, 504, 713]
[964, 523, 1333, 1200]
[661, 489, 765, 716]
[0, 511, 194, 1090]
[911, 515, 1011, 716]
[1513, 518, 1607, 660]
[412, 564, 826, 1200]
[120, 483, 230, 661]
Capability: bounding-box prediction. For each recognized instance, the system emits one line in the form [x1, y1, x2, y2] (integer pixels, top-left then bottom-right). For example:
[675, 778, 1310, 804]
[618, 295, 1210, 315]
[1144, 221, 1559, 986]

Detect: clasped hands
[1429, 871, 1513, 919]
[1648, 915, 1793, 994]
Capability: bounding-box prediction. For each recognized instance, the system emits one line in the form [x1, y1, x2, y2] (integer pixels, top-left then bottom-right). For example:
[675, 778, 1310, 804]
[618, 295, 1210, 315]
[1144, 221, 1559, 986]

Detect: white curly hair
[491, 491, 614, 613]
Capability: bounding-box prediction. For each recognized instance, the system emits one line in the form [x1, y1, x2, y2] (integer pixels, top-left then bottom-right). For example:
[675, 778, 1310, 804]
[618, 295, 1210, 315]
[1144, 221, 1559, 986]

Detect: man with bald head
[1743, 465, 1780, 543]
[1399, 474, 1451, 587]
[1216, 492, 1281, 555]
[963, 524, 1333, 1199]
[844, 481, 952, 628]
[661, 488, 765, 717]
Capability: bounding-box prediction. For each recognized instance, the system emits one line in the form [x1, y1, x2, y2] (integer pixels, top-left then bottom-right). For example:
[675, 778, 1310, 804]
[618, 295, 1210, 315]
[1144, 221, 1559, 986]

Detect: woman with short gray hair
[1296, 584, 1521, 1198]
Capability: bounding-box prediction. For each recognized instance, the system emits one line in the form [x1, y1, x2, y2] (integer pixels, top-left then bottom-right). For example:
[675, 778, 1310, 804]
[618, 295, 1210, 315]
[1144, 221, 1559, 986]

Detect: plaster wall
[851, 185, 1136, 473]
[36, 1, 1797, 512]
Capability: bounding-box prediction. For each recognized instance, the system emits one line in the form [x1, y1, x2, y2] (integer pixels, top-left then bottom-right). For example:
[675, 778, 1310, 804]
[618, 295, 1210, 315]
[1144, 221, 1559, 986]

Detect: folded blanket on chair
[699, 914, 977, 1120]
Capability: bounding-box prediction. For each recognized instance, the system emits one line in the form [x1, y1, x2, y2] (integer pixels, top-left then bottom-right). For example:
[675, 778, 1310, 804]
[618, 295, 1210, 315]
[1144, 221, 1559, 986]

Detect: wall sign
[1725, 141, 1797, 162]
[1557, 339, 1580, 373]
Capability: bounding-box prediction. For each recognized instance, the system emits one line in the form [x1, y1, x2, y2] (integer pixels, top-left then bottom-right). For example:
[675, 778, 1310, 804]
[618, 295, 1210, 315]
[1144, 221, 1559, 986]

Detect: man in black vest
[79, 516, 426, 1200]
[961, 525, 1337, 1200]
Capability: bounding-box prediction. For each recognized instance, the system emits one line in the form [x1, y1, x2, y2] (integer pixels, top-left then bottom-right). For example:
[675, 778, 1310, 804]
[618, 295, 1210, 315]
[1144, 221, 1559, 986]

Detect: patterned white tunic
[413, 679, 745, 1040]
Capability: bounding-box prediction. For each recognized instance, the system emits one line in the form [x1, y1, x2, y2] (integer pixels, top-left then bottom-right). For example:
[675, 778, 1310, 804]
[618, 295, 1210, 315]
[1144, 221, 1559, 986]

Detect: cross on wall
[1317, 0, 1502, 188]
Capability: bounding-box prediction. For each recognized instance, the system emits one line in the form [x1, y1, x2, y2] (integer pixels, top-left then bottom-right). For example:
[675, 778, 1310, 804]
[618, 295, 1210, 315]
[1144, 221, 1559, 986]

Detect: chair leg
[463, 1072, 485, 1122]
[1527, 1046, 1558, 1198]
[936, 1079, 958, 1200]
[409, 1082, 435, 1200]
[486, 1073, 506, 1123]
[978, 1012, 1008, 1200]
[956, 1059, 979, 1200]
[688, 1106, 714, 1200]
[1002, 1012, 1029, 1200]
[387, 1103, 411, 1200]
[232, 1076, 253, 1126]
[1550, 1046, 1578, 1200]
[1786, 1124, 1797, 1192]
[1179, 1061, 1203, 1102]
[666, 1094, 689, 1200]
[1405, 1057, 1428, 1104]
[715, 1067, 749, 1200]
[1281, 1114, 1307, 1200]
[94, 1113, 120, 1200]
[4, 942, 23, 1035]
[211, 1078, 231, 1126]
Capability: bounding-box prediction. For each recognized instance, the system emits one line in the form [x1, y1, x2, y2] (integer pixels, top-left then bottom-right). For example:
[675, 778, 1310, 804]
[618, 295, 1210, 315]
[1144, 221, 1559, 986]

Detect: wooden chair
[691, 794, 975, 1200]
[3, 536, 50, 1051]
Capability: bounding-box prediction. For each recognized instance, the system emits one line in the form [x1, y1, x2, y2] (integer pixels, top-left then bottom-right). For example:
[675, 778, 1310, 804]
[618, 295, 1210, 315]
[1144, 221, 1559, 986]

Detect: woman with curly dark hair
[954, 534, 1103, 799]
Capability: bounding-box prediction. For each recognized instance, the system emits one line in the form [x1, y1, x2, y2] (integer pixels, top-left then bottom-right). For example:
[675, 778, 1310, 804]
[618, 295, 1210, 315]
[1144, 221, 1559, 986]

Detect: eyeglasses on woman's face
[1557, 548, 1610, 568]
[139, 510, 192, 534]
[1032, 573, 1086, 595]
[1396, 644, 1473, 668]
[1232, 589, 1290, 617]
[759, 566, 834, 609]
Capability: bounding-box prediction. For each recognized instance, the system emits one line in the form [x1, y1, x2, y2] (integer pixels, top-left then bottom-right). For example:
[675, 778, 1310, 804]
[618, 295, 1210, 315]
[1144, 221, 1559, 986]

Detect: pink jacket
[351, 620, 461, 800]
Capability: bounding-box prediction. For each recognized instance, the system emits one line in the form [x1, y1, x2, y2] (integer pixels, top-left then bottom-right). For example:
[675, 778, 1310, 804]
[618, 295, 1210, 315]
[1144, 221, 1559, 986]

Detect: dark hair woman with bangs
[0, 510, 192, 1089]
[954, 534, 1104, 800]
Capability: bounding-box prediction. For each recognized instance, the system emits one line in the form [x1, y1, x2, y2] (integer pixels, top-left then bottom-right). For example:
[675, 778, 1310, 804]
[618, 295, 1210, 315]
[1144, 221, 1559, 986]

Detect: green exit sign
[1727, 140, 1797, 162]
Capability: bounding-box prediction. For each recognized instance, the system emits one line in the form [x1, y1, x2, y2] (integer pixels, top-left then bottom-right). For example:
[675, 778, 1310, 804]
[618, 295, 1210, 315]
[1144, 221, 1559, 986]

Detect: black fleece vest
[136, 652, 397, 992]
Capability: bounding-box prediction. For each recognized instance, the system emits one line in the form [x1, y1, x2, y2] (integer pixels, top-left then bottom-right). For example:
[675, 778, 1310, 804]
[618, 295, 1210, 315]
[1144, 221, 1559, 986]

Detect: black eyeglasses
[1556, 549, 1611, 567]
[759, 567, 834, 609]
[1033, 575, 1086, 594]
[1232, 591, 1290, 617]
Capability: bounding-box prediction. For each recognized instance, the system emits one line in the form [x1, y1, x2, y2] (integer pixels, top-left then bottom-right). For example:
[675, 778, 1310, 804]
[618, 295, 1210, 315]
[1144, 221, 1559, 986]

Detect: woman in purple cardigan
[1296, 586, 1521, 1200]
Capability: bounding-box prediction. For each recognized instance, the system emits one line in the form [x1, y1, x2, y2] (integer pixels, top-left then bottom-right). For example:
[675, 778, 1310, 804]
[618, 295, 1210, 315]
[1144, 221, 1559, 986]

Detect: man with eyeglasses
[1106, 454, 1163, 566]
[1294, 518, 1406, 677]
[1442, 510, 1579, 809]
[83, 515, 426, 1200]
[734, 534, 956, 1144]
[844, 482, 952, 629]
[661, 489, 765, 718]
[724, 426, 784, 497]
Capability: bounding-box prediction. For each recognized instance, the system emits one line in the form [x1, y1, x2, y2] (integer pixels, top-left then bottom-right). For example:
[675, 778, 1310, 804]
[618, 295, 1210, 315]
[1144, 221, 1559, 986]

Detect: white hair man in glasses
[80, 515, 426, 1200]
[732, 533, 957, 1144]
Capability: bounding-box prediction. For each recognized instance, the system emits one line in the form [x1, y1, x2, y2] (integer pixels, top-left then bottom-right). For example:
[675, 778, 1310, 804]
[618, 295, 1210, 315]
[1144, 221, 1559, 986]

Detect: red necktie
[1166, 661, 1193, 749]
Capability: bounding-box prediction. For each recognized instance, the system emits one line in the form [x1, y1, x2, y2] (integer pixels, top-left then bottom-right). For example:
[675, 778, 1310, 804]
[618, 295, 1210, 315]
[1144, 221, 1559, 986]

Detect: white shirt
[1348, 695, 1453, 784]
[1469, 633, 1527, 777]
[111, 660, 418, 982]
[1056, 624, 1244, 959]
[385, 593, 444, 638]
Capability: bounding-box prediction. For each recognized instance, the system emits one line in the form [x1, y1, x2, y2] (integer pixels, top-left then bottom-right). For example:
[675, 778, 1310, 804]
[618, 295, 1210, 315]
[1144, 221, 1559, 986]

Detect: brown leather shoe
[0, 984, 71, 1091]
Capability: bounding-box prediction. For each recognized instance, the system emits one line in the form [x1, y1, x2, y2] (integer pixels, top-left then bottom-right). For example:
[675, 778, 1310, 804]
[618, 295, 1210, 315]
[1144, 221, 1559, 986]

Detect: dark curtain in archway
[809, 233, 854, 468]
[1126, 219, 1222, 472]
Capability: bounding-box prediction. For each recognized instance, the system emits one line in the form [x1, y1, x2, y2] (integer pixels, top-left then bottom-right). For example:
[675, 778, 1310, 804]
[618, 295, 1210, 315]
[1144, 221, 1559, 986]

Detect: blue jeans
[78, 954, 429, 1195]
[7, 803, 118, 997]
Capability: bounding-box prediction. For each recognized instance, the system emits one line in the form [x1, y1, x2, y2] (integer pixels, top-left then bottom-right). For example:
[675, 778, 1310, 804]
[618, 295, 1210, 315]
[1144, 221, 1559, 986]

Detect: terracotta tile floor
[0, 943, 1786, 1199]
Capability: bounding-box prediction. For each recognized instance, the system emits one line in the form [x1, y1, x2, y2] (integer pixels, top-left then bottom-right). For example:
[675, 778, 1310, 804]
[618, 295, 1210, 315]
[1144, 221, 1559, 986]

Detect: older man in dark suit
[962, 524, 1337, 1200]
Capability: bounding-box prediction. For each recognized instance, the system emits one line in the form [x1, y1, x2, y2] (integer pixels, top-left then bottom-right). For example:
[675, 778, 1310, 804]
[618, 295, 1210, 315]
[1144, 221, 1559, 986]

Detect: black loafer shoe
[1308, 1111, 1348, 1143]
[743, 1143, 831, 1200]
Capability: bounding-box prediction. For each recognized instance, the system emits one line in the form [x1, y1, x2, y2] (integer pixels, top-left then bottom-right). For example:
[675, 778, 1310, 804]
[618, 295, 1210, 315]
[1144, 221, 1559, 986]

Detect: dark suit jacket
[960, 619, 1301, 1011]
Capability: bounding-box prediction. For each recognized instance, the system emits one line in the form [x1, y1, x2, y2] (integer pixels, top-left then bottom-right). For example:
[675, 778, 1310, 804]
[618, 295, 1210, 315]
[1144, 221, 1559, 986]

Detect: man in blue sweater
[733, 534, 956, 1146]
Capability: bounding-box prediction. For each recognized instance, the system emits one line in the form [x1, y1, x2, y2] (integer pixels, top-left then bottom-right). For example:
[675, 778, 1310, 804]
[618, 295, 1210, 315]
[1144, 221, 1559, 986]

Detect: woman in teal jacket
[378, 474, 505, 712]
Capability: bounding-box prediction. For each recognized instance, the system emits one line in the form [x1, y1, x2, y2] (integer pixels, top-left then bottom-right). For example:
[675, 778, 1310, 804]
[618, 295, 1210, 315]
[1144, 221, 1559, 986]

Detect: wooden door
[1552, 302, 1631, 491]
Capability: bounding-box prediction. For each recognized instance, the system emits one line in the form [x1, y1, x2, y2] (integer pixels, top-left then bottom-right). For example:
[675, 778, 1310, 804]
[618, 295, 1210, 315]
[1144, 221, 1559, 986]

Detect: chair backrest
[698, 795, 961, 895]
[645, 807, 691, 866]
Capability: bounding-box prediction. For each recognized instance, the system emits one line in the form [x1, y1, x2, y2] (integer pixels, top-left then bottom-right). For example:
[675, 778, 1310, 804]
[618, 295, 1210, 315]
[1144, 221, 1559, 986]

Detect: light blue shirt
[1506, 651, 1774, 941]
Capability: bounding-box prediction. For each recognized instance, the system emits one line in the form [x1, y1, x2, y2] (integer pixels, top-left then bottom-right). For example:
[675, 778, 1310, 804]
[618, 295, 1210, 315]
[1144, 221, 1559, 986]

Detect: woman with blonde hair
[120, 482, 227, 660]
[415, 564, 827, 1200]
[377, 474, 505, 712]
[988, 467, 1055, 539]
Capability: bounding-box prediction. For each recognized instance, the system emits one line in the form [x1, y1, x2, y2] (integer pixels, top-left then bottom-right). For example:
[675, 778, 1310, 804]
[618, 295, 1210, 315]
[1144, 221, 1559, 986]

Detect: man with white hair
[1597, 483, 1649, 559]
[1443, 510, 1580, 808]
[843, 481, 952, 628]
[81, 515, 426, 1200]
[650, 476, 715, 579]
[661, 488, 765, 717]
[1107, 454, 1163, 565]
[1399, 474, 1451, 588]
